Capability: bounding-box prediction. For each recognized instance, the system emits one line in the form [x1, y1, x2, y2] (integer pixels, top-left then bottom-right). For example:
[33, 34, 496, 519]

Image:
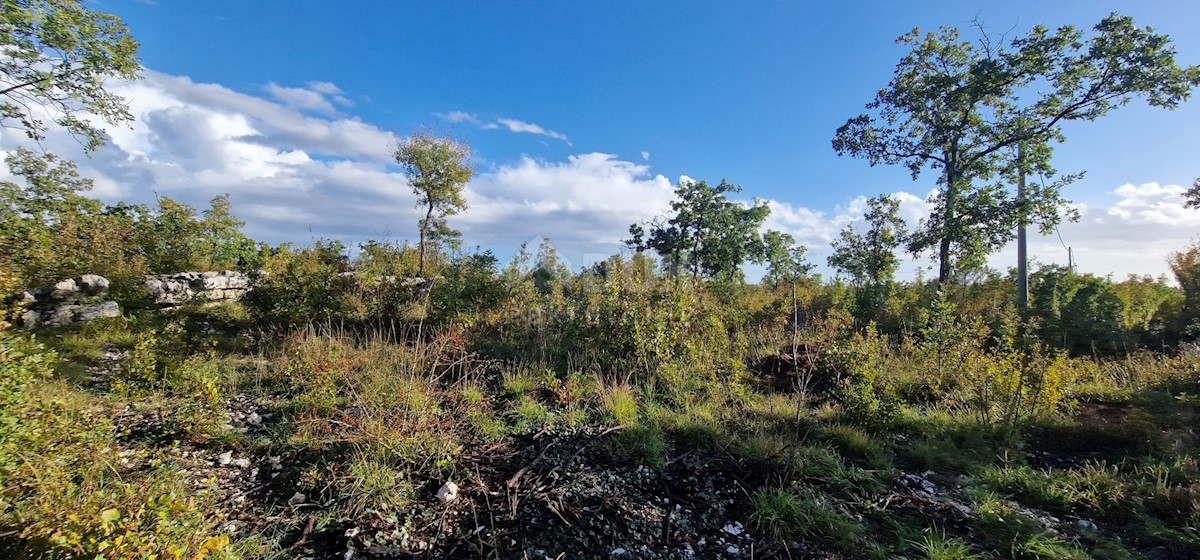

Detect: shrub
[243, 240, 352, 328]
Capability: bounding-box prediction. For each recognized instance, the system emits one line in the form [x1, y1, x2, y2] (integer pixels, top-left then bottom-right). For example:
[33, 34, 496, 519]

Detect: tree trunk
[938, 165, 957, 284]
[419, 200, 434, 277]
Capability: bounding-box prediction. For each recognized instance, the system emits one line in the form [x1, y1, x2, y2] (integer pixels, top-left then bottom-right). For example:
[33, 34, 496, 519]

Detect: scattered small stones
[722, 522, 744, 536]
[437, 481, 459, 503]
[1075, 519, 1099, 532]
[288, 492, 306, 505]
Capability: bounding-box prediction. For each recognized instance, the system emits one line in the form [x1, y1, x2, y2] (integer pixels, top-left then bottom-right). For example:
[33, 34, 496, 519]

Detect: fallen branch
[284, 515, 316, 553]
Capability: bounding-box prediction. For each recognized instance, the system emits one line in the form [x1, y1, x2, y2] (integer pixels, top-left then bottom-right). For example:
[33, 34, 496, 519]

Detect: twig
[285, 515, 316, 553]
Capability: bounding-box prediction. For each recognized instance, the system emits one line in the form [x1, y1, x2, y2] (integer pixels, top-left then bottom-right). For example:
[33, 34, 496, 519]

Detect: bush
[243, 240, 352, 328]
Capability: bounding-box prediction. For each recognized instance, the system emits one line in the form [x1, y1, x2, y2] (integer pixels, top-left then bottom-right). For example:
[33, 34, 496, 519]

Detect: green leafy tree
[532, 238, 571, 296]
[1112, 274, 1179, 331]
[393, 129, 475, 277]
[626, 178, 771, 280]
[1169, 243, 1200, 339]
[828, 195, 907, 289]
[763, 230, 814, 359]
[200, 194, 259, 270]
[833, 14, 1200, 283]
[0, 148, 145, 284]
[828, 195, 909, 322]
[1185, 178, 1200, 209]
[0, 0, 141, 152]
[1029, 265, 1126, 354]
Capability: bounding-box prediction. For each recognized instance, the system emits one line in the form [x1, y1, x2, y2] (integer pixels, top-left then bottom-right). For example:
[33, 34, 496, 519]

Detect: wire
[1037, 170, 1072, 254]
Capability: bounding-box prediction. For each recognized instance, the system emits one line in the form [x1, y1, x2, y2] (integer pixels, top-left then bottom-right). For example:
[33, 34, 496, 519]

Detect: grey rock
[21, 309, 42, 328]
[77, 301, 120, 322]
[78, 274, 110, 295]
[50, 278, 77, 298]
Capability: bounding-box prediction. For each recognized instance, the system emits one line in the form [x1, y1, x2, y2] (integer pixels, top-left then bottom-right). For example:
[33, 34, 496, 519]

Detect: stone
[78, 274, 110, 295]
[218, 451, 234, 466]
[48, 305, 78, 326]
[77, 301, 120, 322]
[50, 278, 77, 298]
[436, 481, 459, 503]
[22, 309, 42, 328]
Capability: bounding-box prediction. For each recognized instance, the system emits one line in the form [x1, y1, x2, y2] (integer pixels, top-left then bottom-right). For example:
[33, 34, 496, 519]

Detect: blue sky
[18, 1, 1200, 278]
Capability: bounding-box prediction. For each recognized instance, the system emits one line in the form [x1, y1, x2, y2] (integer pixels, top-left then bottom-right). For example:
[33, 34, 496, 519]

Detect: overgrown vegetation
[1, 2, 1199, 559]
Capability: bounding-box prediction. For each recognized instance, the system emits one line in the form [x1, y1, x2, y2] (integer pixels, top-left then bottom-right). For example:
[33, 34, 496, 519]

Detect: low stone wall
[19, 274, 121, 327]
[143, 271, 254, 307]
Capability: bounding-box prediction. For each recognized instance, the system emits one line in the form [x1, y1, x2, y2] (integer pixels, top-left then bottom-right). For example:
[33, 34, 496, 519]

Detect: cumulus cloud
[0, 69, 1194, 281]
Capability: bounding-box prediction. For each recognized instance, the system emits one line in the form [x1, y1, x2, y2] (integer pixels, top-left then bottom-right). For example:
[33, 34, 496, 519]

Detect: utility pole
[1016, 140, 1029, 312]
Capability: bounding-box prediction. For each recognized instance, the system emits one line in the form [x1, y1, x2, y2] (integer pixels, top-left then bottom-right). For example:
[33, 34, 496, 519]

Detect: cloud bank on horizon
[0, 69, 1196, 281]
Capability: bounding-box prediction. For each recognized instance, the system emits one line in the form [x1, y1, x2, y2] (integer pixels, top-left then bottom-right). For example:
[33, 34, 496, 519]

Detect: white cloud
[265, 81, 354, 115]
[435, 111, 481, 125]
[1, 69, 1195, 282]
[641, 151, 650, 161]
[493, 118, 570, 144]
[437, 110, 571, 145]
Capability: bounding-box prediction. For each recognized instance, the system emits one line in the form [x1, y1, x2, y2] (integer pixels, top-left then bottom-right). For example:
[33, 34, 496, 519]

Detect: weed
[607, 423, 667, 468]
[599, 380, 639, 426]
[916, 532, 982, 560]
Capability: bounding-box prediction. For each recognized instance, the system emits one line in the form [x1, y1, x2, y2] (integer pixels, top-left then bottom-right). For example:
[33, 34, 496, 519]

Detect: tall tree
[0, 0, 141, 152]
[393, 129, 475, 277]
[828, 195, 907, 289]
[763, 230, 814, 359]
[626, 178, 771, 281]
[829, 195, 909, 320]
[833, 14, 1200, 283]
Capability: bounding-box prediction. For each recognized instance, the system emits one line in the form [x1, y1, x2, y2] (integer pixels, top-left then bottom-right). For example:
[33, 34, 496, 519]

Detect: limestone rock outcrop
[143, 271, 254, 307]
[19, 274, 121, 327]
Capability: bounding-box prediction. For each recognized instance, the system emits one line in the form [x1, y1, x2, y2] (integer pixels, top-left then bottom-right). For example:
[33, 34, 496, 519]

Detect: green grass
[599, 380, 639, 426]
[606, 423, 667, 468]
[915, 533, 982, 560]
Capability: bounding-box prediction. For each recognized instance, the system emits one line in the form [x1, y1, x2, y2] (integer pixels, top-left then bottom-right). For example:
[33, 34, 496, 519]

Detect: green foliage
[243, 240, 351, 328]
[746, 487, 872, 555]
[430, 251, 510, 325]
[916, 533, 982, 560]
[819, 325, 900, 427]
[828, 195, 906, 287]
[627, 178, 771, 280]
[1112, 274, 1179, 332]
[0, 333, 55, 479]
[393, 128, 475, 276]
[606, 423, 667, 468]
[0, 0, 141, 152]
[834, 14, 1199, 282]
[828, 195, 908, 320]
[599, 381, 639, 427]
[920, 297, 1072, 430]
[134, 194, 259, 274]
[1170, 242, 1200, 340]
[1030, 266, 1126, 355]
[0, 149, 148, 286]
